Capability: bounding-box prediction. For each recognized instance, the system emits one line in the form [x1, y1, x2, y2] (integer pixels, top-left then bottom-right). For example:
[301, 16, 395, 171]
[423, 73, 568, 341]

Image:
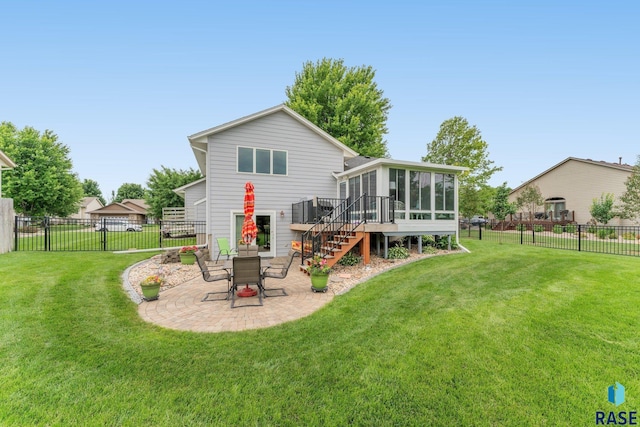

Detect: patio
[126, 249, 454, 333]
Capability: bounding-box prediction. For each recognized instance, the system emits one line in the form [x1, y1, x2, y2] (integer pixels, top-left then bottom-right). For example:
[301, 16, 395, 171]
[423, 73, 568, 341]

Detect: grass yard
[0, 240, 638, 425]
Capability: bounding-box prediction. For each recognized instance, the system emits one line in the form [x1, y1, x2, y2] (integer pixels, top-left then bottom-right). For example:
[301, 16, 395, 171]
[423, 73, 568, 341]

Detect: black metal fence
[461, 221, 640, 257]
[13, 216, 205, 251]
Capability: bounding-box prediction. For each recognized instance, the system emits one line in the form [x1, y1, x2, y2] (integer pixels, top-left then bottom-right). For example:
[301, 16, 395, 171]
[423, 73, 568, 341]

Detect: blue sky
[1, 1, 638, 200]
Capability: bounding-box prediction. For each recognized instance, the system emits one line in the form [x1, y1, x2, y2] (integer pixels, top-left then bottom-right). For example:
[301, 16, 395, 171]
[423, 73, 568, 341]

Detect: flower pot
[310, 273, 329, 293]
[140, 282, 161, 301]
[179, 253, 196, 265]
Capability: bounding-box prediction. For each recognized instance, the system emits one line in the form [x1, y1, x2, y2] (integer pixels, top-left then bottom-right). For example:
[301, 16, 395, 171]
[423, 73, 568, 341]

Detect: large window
[435, 173, 454, 218]
[409, 171, 431, 210]
[237, 147, 287, 175]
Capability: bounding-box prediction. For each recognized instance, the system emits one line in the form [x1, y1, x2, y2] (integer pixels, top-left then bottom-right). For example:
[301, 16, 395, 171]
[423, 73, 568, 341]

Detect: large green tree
[146, 166, 203, 219]
[423, 116, 502, 188]
[619, 155, 640, 223]
[423, 117, 502, 221]
[82, 179, 106, 206]
[0, 122, 83, 216]
[285, 58, 391, 157]
[114, 183, 146, 203]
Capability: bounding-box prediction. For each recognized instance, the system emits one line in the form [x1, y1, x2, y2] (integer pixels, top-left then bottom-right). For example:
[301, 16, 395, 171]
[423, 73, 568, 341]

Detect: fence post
[520, 225, 523, 245]
[478, 223, 482, 240]
[14, 215, 18, 251]
[532, 223, 535, 244]
[44, 216, 50, 251]
[578, 224, 581, 252]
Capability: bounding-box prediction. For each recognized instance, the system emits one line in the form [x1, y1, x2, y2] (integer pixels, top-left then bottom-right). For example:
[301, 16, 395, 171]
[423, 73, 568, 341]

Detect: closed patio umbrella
[241, 182, 257, 244]
[237, 182, 258, 298]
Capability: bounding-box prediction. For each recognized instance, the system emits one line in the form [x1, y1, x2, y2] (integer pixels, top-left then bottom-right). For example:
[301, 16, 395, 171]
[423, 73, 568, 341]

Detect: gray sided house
[183, 104, 466, 262]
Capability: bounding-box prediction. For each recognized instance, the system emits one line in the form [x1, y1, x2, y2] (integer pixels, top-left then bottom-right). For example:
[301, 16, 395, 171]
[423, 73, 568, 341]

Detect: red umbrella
[237, 182, 258, 298]
[241, 182, 257, 244]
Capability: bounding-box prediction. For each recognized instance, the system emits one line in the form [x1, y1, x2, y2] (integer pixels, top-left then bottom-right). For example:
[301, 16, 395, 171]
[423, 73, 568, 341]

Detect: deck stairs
[299, 195, 367, 275]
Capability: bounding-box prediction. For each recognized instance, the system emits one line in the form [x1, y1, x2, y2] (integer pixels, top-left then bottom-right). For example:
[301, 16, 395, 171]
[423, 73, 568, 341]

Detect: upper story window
[237, 147, 287, 175]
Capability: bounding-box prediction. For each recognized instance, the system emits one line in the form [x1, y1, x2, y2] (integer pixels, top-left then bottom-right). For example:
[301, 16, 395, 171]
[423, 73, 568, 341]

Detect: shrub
[597, 228, 617, 239]
[388, 246, 409, 259]
[422, 235, 436, 247]
[533, 225, 544, 233]
[622, 232, 636, 240]
[338, 250, 361, 266]
[422, 246, 438, 254]
[587, 225, 598, 234]
[516, 224, 526, 232]
[552, 225, 563, 234]
[565, 224, 577, 234]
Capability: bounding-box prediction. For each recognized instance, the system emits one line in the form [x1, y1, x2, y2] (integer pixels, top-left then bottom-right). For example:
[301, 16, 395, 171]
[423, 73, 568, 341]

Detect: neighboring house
[88, 199, 149, 223]
[509, 157, 635, 226]
[0, 149, 17, 199]
[182, 104, 466, 263]
[70, 197, 104, 220]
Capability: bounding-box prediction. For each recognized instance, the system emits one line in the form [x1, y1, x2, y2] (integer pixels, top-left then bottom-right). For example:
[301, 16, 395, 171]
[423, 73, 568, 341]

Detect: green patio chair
[216, 237, 238, 262]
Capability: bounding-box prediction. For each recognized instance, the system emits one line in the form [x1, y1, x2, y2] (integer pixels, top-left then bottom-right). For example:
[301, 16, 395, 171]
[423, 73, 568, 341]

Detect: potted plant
[140, 275, 163, 301]
[308, 254, 331, 293]
[179, 246, 198, 264]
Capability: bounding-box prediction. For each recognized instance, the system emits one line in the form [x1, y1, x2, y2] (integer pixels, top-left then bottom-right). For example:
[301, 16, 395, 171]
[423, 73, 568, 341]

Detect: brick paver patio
[138, 266, 333, 333]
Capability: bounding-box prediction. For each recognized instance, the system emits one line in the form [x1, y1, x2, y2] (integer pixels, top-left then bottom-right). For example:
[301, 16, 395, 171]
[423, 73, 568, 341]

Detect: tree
[515, 184, 544, 223]
[146, 166, 203, 219]
[491, 183, 517, 234]
[82, 179, 106, 205]
[0, 122, 83, 216]
[114, 183, 146, 203]
[590, 193, 616, 225]
[619, 155, 640, 223]
[285, 58, 391, 157]
[423, 116, 502, 188]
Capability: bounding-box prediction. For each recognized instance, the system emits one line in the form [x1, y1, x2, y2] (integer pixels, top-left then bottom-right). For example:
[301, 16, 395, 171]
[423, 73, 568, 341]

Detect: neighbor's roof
[187, 104, 359, 174]
[0, 149, 16, 169]
[80, 196, 104, 208]
[510, 157, 634, 193]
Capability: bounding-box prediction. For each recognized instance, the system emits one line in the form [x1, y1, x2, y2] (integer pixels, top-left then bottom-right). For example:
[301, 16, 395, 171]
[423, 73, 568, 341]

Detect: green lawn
[1, 241, 638, 425]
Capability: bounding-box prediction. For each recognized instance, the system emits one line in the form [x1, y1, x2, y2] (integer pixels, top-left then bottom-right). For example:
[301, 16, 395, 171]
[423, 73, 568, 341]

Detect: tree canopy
[82, 179, 106, 206]
[0, 122, 83, 216]
[145, 166, 203, 219]
[114, 183, 146, 203]
[491, 183, 517, 231]
[422, 116, 502, 188]
[285, 58, 391, 157]
[619, 155, 640, 223]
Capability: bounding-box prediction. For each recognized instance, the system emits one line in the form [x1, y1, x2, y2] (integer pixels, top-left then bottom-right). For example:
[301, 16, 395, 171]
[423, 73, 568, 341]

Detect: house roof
[173, 177, 206, 196]
[80, 196, 104, 208]
[88, 201, 147, 215]
[510, 157, 634, 194]
[335, 157, 468, 178]
[0, 149, 16, 169]
[122, 199, 149, 210]
[187, 104, 359, 174]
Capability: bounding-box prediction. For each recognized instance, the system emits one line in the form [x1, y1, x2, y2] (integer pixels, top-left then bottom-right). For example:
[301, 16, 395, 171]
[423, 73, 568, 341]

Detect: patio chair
[215, 237, 238, 262]
[262, 249, 300, 297]
[237, 244, 259, 257]
[231, 255, 263, 308]
[195, 250, 232, 302]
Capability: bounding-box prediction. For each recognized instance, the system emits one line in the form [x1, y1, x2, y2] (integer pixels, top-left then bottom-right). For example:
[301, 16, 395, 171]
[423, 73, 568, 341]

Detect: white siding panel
[207, 111, 346, 256]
